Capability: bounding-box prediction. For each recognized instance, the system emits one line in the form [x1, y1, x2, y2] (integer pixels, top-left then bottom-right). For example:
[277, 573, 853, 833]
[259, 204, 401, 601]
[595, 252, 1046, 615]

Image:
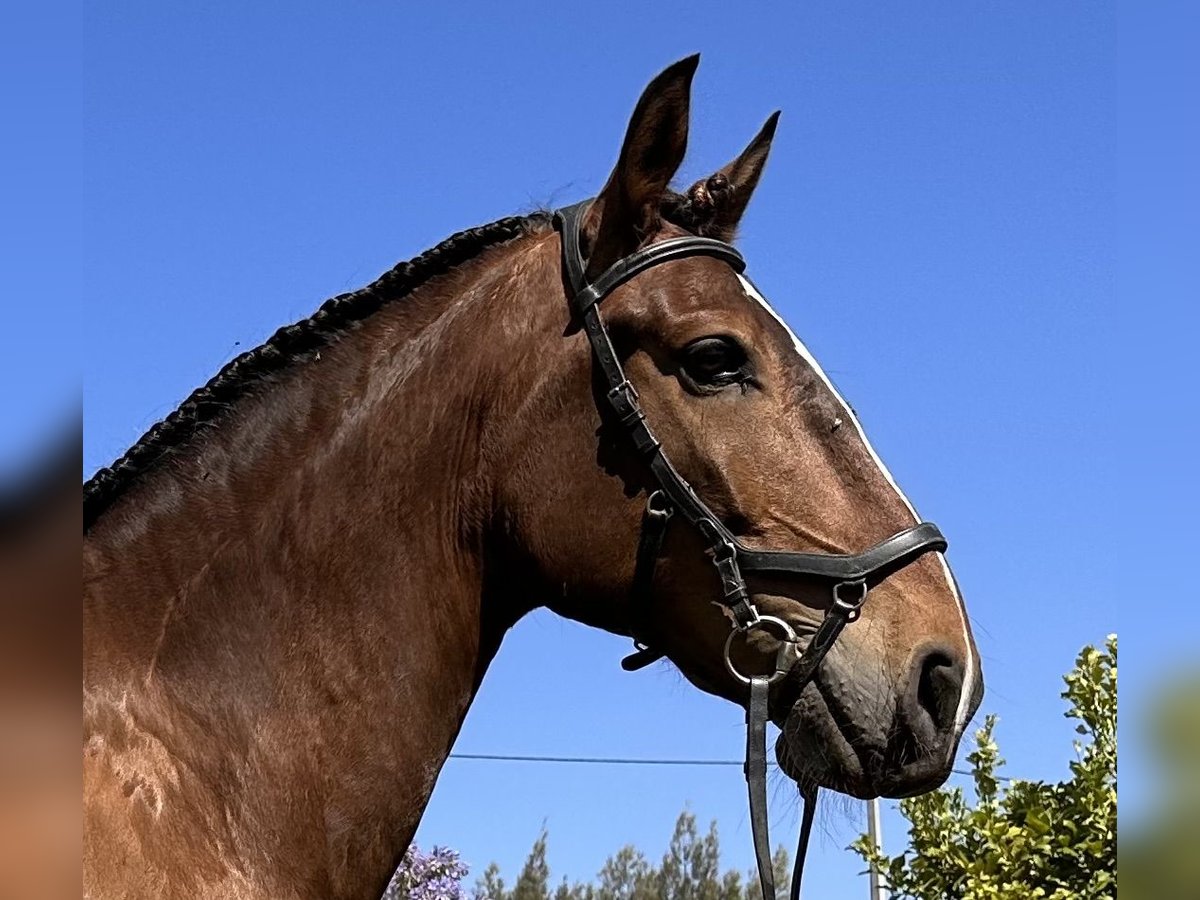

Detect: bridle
[552, 201, 948, 899]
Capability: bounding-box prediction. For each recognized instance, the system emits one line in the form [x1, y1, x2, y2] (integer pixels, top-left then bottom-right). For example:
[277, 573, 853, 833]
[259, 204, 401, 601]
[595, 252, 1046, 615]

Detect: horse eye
[681, 337, 748, 387]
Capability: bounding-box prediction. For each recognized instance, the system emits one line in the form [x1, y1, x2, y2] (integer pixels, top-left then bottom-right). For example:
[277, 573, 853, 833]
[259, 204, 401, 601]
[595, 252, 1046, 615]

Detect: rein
[553, 201, 948, 899]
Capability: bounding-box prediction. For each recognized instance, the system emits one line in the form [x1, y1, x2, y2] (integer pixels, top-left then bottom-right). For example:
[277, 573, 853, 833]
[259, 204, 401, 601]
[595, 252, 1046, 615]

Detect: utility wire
[448, 752, 1009, 781]
[451, 753, 743, 766]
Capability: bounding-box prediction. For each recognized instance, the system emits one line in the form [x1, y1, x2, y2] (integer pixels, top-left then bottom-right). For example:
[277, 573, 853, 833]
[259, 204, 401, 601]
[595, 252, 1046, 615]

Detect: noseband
[552, 201, 947, 899]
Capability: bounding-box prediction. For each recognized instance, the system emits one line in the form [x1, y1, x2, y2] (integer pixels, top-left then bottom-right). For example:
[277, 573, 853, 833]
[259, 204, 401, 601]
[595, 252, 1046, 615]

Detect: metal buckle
[723, 615, 799, 685]
[711, 538, 736, 562]
[832, 579, 868, 621]
[645, 490, 672, 521]
[695, 521, 758, 630]
[609, 378, 639, 402]
[607, 380, 642, 425]
[713, 544, 755, 616]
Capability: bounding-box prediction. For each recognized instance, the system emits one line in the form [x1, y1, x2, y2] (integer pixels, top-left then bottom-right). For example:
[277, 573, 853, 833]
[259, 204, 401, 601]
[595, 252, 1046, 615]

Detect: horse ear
[584, 55, 698, 276]
[685, 110, 779, 241]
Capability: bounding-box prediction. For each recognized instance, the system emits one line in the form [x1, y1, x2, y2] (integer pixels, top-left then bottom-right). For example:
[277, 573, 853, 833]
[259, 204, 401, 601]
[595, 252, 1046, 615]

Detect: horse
[83, 56, 983, 899]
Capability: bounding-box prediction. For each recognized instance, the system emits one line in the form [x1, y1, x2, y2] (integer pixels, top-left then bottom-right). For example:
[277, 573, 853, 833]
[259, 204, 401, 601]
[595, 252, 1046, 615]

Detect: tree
[474, 863, 508, 900]
[742, 847, 790, 900]
[658, 811, 715, 898]
[510, 829, 551, 900]
[473, 810, 788, 900]
[852, 635, 1117, 900]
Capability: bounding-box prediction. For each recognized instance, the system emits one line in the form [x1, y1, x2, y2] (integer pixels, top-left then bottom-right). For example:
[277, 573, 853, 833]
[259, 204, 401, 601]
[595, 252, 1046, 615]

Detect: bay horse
[83, 56, 982, 899]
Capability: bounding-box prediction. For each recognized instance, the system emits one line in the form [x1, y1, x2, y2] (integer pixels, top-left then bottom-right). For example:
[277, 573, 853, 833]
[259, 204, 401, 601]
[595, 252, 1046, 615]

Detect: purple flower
[385, 845, 470, 899]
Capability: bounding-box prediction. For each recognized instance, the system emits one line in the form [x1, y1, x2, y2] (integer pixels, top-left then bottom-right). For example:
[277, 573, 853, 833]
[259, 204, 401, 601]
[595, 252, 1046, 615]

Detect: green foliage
[851, 635, 1117, 900]
[476, 809, 789, 900]
[476, 862, 508, 900]
[594, 845, 654, 899]
[511, 830, 551, 900]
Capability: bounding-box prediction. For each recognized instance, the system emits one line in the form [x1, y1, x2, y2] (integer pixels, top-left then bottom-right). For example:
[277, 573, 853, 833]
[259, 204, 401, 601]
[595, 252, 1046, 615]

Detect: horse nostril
[914, 648, 964, 736]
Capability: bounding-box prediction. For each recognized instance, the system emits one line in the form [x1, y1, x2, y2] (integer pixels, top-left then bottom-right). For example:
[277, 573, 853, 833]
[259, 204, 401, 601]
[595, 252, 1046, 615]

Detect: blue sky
[62, 0, 1193, 894]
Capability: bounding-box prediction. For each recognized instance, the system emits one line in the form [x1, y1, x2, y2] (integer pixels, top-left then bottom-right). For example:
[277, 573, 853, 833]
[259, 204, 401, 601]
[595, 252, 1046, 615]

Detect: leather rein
[552, 201, 948, 899]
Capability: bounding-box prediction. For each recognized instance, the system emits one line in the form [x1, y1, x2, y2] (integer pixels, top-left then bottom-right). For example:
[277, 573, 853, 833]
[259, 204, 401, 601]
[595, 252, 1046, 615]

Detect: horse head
[503, 56, 983, 801]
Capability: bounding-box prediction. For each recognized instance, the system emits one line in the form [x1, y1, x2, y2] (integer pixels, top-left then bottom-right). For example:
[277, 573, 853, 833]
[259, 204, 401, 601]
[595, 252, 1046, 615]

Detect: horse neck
[83, 230, 563, 898]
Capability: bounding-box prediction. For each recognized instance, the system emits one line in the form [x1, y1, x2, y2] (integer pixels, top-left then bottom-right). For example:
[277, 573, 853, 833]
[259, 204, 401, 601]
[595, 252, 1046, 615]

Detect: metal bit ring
[723, 615, 799, 685]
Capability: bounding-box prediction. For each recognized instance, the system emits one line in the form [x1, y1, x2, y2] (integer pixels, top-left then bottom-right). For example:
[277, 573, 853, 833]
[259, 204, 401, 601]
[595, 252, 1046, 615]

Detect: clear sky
[67, 1, 1192, 895]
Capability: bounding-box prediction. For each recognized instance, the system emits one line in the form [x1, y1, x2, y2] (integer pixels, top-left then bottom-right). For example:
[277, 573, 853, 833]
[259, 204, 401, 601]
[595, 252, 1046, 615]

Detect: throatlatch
[552, 200, 948, 900]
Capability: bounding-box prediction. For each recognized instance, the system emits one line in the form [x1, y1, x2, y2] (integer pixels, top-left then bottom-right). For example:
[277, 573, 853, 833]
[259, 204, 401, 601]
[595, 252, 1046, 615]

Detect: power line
[448, 752, 1009, 781]
[451, 753, 739, 768]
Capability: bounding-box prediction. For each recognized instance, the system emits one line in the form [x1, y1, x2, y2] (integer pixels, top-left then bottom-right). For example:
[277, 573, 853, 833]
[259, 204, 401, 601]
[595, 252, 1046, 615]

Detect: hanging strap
[621, 492, 672, 671]
[747, 675, 822, 900]
[791, 787, 819, 900]
[746, 676, 776, 900]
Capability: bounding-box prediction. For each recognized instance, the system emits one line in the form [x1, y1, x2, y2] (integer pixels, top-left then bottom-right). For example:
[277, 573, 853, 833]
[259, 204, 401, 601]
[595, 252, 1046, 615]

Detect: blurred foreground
[1120, 668, 1200, 898]
[1, 426, 81, 899]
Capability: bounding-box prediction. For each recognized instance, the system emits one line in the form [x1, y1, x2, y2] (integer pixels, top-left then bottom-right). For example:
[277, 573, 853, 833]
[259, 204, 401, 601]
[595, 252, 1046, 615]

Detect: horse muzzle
[772, 638, 982, 799]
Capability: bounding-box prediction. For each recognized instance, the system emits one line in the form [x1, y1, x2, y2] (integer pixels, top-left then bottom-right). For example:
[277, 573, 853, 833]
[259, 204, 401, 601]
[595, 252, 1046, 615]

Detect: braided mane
[84, 190, 728, 534]
[84, 213, 552, 532]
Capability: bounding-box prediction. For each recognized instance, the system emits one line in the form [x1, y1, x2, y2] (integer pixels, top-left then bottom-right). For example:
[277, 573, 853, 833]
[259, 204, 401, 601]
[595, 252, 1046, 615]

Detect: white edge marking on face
[735, 274, 977, 750]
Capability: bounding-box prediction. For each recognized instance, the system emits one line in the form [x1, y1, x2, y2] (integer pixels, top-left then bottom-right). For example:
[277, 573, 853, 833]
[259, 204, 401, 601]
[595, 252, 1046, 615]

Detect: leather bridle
[552, 201, 948, 899]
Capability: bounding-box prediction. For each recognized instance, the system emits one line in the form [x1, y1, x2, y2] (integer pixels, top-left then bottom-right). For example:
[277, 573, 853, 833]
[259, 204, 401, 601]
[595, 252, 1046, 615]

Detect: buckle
[712, 543, 752, 611]
[832, 580, 868, 621]
[728, 598, 760, 630]
[644, 490, 673, 522]
[712, 538, 736, 563]
[606, 380, 643, 425]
